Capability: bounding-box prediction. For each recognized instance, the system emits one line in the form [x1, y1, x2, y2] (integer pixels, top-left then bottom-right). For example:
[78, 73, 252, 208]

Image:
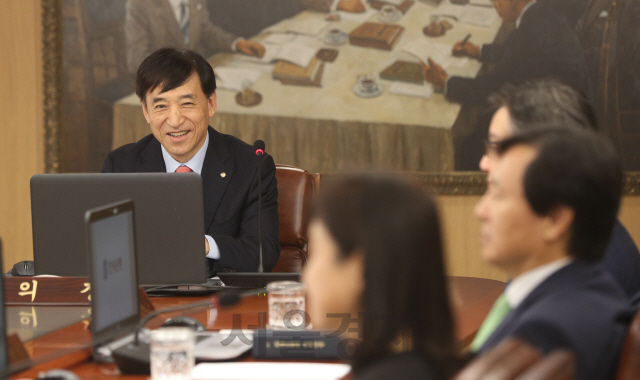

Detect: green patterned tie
[470, 293, 511, 352]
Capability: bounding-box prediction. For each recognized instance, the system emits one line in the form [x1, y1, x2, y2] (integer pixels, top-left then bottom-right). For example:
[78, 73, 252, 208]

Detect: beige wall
[0, 0, 44, 271]
[439, 195, 640, 281]
[1, 1, 640, 279]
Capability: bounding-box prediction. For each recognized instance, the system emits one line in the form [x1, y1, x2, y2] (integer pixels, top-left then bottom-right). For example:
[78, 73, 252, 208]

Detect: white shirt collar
[161, 132, 209, 174]
[516, 0, 536, 29]
[505, 256, 572, 308]
[167, 0, 188, 24]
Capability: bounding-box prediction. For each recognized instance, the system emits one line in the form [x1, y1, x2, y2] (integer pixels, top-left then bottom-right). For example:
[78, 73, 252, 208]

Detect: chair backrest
[453, 338, 575, 380]
[453, 339, 542, 380]
[272, 165, 321, 273]
[616, 307, 640, 380]
[515, 349, 575, 380]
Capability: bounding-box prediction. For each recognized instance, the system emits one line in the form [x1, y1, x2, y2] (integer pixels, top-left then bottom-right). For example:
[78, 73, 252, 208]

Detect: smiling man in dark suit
[103, 48, 280, 277]
[472, 127, 630, 380]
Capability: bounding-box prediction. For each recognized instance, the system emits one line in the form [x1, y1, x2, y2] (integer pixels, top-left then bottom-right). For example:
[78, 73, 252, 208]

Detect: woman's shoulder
[353, 352, 442, 380]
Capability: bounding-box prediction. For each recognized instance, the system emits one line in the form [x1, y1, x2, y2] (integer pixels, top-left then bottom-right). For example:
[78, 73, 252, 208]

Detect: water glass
[150, 327, 195, 380]
[267, 281, 307, 330]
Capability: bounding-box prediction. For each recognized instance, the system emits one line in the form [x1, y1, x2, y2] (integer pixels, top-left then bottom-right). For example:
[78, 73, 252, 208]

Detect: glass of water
[267, 281, 307, 330]
[150, 327, 195, 380]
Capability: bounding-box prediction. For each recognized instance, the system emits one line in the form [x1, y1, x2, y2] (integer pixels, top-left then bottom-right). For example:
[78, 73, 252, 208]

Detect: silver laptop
[31, 173, 207, 286]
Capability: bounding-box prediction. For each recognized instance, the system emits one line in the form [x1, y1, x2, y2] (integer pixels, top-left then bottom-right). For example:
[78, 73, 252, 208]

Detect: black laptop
[31, 173, 207, 286]
[85, 200, 251, 369]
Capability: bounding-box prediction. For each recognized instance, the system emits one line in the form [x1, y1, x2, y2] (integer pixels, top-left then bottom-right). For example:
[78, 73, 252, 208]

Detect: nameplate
[4, 277, 91, 305]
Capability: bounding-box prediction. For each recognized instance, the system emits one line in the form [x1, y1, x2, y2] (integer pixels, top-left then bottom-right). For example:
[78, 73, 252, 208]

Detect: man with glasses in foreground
[478, 79, 640, 299]
[472, 126, 629, 380]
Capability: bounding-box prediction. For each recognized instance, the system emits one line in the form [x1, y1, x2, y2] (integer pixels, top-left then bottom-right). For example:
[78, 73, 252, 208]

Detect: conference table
[7, 276, 503, 379]
[112, 1, 503, 173]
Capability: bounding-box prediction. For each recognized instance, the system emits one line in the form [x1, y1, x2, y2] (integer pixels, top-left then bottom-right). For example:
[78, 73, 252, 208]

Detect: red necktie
[175, 165, 193, 173]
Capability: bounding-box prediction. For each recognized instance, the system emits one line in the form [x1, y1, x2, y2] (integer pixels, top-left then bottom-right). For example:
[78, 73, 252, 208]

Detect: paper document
[402, 38, 469, 70]
[432, 2, 498, 27]
[192, 362, 351, 380]
[263, 33, 298, 45]
[233, 43, 317, 68]
[275, 43, 318, 67]
[338, 6, 378, 23]
[285, 17, 328, 36]
[233, 46, 280, 64]
[470, 0, 493, 7]
[213, 67, 262, 91]
[388, 82, 434, 98]
[459, 6, 498, 27]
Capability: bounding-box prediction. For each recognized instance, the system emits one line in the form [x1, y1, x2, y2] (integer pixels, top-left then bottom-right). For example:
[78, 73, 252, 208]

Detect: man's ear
[208, 92, 217, 118]
[543, 205, 575, 244]
[141, 99, 151, 124]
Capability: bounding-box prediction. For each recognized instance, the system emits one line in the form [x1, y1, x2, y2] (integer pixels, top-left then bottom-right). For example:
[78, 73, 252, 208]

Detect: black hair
[497, 127, 622, 261]
[312, 174, 460, 376]
[489, 79, 598, 132]
[135, 48, 216, 102]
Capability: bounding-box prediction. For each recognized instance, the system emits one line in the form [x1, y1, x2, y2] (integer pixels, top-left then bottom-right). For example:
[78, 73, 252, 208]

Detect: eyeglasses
[484, 139, 500, 156]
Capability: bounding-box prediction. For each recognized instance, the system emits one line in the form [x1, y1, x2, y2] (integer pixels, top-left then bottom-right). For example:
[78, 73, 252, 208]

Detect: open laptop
[85, 200, 251, 371]
[31, 173, 207, 286]
[85, 200, 141, 349]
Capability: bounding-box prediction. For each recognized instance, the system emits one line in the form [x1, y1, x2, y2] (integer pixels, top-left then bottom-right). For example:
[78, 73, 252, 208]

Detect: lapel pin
[220, 172, 226, 178]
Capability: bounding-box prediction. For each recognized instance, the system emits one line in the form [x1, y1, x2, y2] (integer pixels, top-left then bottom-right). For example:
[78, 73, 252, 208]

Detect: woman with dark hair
[302, 174, 460, 380]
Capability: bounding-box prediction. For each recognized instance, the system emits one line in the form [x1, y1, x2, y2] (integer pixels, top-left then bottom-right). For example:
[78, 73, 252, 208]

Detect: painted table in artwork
[112, 1, 502, 173]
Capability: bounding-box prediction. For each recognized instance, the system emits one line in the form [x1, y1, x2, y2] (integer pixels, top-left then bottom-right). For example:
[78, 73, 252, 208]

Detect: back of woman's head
[312, 174, 458, 374]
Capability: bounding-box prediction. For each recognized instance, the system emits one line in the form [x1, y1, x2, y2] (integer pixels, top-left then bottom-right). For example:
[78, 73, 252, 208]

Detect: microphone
[218, 287, 268, 307]
[253, 140, 266, 273]
[254, 140, 265, 156]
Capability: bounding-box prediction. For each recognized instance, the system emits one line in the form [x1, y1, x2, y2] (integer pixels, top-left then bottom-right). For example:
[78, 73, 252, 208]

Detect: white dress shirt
[161, 133, 221, 260]
[505, 257, 572, 309]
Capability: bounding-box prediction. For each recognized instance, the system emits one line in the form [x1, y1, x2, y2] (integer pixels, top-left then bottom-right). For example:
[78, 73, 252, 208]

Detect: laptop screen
[31, 173, 206, 285]
[86, 200, 140, 343]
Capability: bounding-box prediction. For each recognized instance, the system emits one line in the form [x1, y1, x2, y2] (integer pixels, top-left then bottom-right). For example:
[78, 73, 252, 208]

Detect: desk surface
[10, 276, 504, 379]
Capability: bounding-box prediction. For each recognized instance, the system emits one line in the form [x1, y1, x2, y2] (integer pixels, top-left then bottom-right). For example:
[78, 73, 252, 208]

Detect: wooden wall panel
[438, 195, 640, 281]
[438, 195, 507, 281]
[0, 0, 44, 271]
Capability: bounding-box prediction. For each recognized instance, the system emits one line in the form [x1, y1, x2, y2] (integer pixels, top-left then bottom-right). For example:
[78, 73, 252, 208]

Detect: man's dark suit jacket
[604, 221, 640, 298]
[447, 1, 591, 105]
[354, 352, 443, 380]
[479, 261, 630, 380]
[102, 127, 280, 277]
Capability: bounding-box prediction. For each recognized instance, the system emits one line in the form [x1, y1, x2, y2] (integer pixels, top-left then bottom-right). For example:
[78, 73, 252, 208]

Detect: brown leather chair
[515, 350, 575, 380]
[272, 165, 321, 273]
[616, 308, 640, 380]
[453, 338, 575, 380]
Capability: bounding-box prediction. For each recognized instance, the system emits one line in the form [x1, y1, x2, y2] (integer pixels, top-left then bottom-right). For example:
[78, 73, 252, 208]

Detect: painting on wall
[43, 0, 640, 178]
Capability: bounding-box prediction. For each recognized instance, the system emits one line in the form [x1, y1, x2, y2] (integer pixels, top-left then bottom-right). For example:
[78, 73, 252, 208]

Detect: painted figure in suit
[423, 0, 591, 105]
[479, 80, 640, 298]
[205, 0, 363, 38]
[472, 127, 630, 380]
[103, 48, 280, 276]
[125, 0, 265, 73]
